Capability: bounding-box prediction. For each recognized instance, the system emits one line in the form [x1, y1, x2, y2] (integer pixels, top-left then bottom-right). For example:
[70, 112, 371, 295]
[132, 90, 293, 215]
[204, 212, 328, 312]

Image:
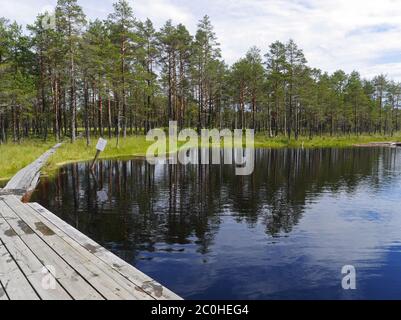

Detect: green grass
[254, 134, 401, 148]
[0, 139, 55, 182]
[43, 136, 156, 176]
[43, 135, 188, 176]
[1, 133, 401, 182]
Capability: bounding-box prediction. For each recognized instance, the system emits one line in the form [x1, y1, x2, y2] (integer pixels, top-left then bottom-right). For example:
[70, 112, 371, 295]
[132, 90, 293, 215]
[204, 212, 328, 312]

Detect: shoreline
[1, 134, 401, 182]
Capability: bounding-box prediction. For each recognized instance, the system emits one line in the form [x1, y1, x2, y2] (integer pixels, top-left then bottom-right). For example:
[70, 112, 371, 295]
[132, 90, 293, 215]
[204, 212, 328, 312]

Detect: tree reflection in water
[31, 147, 401, 299]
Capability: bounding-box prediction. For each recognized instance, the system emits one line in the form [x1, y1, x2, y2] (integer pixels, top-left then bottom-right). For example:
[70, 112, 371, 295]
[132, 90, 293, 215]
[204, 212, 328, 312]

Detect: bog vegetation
[0, 0, 400, 147]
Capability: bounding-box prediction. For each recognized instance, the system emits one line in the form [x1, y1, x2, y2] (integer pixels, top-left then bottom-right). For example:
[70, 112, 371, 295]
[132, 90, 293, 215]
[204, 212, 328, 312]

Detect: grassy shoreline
[1, 134, 401, 182]
[254, 134, 401, 148]
[0, 139, 56, 183]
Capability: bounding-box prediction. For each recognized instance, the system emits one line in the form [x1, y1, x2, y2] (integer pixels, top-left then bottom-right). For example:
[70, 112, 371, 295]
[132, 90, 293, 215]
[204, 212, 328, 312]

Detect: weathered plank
[0, 281, 9, 300]
[3, 143, 62, 197]
[0, 243, 39, 300]
[29, 202, 182, 300]
[0, 201, 103, 300]
[4, 196, 153, 300]
[0, 217, 71, 300]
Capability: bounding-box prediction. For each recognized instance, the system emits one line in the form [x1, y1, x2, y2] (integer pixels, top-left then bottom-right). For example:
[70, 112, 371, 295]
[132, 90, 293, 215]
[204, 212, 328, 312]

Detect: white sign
[97, 190, 109, 203]
[96, 138, 108, 152]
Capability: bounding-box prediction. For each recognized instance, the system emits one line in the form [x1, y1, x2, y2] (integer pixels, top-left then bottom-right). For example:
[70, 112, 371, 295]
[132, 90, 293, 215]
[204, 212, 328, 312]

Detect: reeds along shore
[2, 133, 401, 182]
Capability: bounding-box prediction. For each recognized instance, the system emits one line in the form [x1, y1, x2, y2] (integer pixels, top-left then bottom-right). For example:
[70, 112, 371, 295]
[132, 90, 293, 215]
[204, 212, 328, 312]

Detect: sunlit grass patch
[0, 139, 55, 182]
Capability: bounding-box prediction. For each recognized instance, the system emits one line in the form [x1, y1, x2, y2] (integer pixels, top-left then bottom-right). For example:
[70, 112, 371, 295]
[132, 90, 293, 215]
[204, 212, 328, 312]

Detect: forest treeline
[0, 0, 400, 145]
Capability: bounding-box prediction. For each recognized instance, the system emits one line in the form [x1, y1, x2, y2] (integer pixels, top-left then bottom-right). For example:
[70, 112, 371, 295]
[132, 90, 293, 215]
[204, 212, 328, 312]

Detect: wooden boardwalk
[0, 145, 182, 300]
[2, 143, 62, 200]
[0, 195, 181, 300]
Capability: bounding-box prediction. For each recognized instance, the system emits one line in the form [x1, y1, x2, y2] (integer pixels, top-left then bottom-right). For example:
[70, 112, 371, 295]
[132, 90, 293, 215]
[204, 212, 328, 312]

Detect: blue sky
[2, 0, 401, 80]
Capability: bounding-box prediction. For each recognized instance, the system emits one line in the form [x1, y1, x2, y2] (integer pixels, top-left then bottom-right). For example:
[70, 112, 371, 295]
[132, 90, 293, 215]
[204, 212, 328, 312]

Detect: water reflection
[32, 148, 401, 299]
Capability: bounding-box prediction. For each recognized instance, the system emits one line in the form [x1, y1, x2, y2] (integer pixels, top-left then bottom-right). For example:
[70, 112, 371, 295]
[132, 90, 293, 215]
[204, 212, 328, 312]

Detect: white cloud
[205, 0, 401, 79]
[2, 0, 401, 80]
[134, 0, 194, 27]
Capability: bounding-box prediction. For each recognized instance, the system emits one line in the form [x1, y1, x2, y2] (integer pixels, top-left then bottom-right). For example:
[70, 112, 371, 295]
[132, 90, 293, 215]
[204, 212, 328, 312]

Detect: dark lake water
[31, 148, 401, 300]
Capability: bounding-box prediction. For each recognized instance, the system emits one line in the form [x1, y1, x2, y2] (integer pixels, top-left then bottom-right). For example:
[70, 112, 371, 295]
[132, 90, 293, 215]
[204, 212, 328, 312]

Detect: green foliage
[1, 0, 401, 150]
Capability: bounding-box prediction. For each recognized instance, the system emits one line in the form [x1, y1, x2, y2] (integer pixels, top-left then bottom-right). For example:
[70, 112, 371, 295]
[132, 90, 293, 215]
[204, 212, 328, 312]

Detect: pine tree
[56, 0, 86, 142]
[107, 0, 136, 144]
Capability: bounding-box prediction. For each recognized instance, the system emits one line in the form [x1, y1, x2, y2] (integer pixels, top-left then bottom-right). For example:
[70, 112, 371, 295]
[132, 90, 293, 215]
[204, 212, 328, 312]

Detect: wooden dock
[0, 145, 182, 300]
[2, 143, 62, 200]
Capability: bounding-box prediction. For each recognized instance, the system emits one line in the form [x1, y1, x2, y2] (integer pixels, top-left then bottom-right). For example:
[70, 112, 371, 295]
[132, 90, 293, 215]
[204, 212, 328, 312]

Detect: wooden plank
[8, 197, 154, 300]
[0, 217, 71, 300]
[0, 201, 103, 300]
[0, 200, 18, 220]
[29, 202, 182, 300]
[0, 199, 132, 300]
[0, 242, 39, 300]
[4, 196, 153, 300]
[0, 281, 9, 300]
[3, 143, 62, 194]
[18, 234, 104, 300]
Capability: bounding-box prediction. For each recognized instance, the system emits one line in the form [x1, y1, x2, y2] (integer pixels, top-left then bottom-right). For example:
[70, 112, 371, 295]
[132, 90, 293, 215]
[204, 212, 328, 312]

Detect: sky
[2, 0, 401, 80]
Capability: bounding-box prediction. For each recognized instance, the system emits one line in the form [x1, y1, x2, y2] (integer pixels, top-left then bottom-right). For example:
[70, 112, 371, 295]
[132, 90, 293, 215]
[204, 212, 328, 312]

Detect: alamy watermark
[41, 265, 57, 291]
[342, 265, 356, 290]
[40, 6, 56, 31]
[146, 122, 255, 176]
